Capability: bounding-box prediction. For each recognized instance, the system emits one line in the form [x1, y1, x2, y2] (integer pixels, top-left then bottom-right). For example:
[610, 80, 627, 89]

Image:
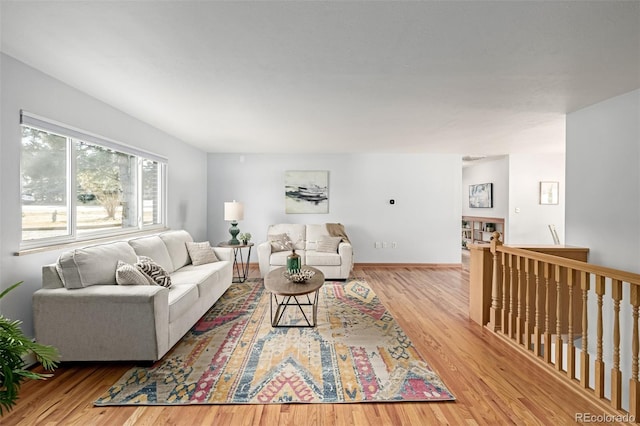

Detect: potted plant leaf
[0, 281, 59, 415]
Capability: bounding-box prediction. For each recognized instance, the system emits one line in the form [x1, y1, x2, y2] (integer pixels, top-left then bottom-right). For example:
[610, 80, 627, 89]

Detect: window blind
[20, 110, 168, 164]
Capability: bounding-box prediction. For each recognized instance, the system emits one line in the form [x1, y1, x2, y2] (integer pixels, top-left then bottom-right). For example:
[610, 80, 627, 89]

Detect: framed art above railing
[469, 183, 493, 208]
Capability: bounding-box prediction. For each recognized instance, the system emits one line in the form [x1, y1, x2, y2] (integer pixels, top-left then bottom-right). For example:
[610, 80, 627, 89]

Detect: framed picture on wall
[540, 181, 559, 205]
[469, 183, 493, 208]
[284, 170, 329, 213]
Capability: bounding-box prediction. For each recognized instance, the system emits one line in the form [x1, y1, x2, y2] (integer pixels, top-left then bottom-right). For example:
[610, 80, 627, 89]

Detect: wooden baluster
[502, 252, 510, 336]
[611, 279, 622, 410]
[534, 260, 542, 358]
[544, 263, 552, 364]
[524, 258, 532, 350]
[630, 284, 640, 419]
[595, 275, 605, 399]
[580, 271, 590, 389]
[508, 254, 516, 339]
[488, 234, 502, 332]
[516, 256, 524, 345]
[566, 269, 575, 380]
[554, 265, 563, 371]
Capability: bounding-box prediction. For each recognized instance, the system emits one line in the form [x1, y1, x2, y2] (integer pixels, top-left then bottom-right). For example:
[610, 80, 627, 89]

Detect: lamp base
[228, 221, 240, 245]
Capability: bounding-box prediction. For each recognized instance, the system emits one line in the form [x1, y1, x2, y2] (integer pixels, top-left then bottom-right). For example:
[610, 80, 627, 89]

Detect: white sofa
[257, 224, 353, 279]
[33, 230, 233, 362]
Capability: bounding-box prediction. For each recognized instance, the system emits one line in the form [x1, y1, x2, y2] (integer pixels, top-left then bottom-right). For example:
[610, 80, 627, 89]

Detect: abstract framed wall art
[540, 181, 559, 205]
[469, 183, 493, 208]
[284, 170, 329, 214]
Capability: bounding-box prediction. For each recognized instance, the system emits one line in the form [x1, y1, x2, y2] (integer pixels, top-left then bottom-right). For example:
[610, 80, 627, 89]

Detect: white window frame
[19, 111, 168, 250]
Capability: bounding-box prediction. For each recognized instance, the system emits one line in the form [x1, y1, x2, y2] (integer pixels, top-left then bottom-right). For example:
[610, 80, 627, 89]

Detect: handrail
[494, 244, 640, 286]
[484, 232, 640, 420]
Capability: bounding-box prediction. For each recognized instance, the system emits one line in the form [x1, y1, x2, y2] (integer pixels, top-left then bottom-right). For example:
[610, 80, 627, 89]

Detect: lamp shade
[224, 201, 244, 221]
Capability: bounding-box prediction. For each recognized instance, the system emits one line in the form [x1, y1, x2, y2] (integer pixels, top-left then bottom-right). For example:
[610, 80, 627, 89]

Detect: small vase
[286, 249, 301, 272]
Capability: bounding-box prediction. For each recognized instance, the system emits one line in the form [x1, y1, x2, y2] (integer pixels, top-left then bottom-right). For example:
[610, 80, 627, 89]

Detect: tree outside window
[20, 123, 166, 245]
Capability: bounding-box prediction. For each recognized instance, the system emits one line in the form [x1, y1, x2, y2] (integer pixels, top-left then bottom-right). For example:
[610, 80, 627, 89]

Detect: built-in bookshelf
[461, 216, 504, 248]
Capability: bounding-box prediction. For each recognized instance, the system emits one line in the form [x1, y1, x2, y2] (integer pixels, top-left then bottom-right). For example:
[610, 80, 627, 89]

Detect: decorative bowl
[283, 268, 315, 283]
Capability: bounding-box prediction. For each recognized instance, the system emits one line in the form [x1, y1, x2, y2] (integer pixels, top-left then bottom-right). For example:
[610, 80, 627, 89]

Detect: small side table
[218, 242, 254, 283]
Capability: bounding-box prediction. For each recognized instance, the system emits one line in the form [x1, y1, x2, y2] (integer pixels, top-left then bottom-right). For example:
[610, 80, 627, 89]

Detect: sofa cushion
[136, 256, 172, 288]
[170, 261, 230, 299]
[305, 224, 331, 250]
[269, 250, 307, 266]
[168, 284, 199, 323]
[316, 236, 342, 253]
[128, 235, 175, 273]
[267, 224, 306, 250]
[268, 233, 293, 252]
[186, 241, 219, 266]
[159, 230, 193, 270]
[56, 241, 138, 289]
[116, 260, 154, 285]
[305, 251, 342, 266]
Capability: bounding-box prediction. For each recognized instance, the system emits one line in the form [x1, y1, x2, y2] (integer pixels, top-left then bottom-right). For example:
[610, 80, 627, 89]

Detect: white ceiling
[1, 1, 639, 155]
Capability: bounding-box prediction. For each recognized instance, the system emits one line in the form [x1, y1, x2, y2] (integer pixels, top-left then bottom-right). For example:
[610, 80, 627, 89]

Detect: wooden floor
[4, 265, 624, 425]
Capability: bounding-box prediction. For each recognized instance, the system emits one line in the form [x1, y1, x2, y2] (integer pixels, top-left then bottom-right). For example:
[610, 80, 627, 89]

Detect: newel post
[488, 232, 503, 332]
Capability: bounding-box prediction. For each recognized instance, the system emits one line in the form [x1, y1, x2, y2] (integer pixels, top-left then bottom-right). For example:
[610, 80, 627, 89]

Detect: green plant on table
[0, 281, 59, 416]
[238, 232, 252, 243]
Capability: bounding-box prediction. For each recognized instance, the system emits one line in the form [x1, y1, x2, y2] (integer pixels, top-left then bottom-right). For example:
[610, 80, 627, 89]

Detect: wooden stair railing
[472, 233, 639, 420]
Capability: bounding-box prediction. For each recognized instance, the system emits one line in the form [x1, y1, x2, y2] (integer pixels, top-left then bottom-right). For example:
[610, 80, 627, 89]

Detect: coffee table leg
[312, 289, 319, 326]
[270, 292, 320, 327]
[271, 294, 292, 327]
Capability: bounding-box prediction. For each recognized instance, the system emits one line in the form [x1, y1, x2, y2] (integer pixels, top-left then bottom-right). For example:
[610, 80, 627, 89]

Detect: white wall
[463, 154, 566, 245]
[0, 54, 209, 337]
[566, 89, 640, 271]
[462, 156, 510, 241]
[566, 89, 640, 410]
[207, 153, 462, 264]
[508, 153, 565, 245]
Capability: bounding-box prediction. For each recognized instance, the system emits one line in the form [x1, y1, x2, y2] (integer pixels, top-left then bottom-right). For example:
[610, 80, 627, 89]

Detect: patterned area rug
[95, 279, 454, 405]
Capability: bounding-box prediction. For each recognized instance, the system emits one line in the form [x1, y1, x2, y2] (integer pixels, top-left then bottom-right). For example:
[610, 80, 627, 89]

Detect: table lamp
[224, 200, 244, 245]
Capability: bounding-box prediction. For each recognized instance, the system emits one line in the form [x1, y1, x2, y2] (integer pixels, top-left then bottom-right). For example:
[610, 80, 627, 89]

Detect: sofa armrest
[33, 285, 170, 361]
[338, 242, 354, 276]
[212, 247, 233, 262]
[257, 241, 273, 277]
[338, 241, 353, 256]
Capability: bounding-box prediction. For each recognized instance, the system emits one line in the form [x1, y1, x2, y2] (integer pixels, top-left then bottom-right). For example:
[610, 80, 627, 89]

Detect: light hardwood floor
[4, 265, 625, 425]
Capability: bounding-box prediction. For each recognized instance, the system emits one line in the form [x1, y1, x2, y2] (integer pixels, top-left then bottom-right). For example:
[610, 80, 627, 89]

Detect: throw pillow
[316, 236, 342, 253]
[186, 241, 219, 266]
[135, 256, 172, 288]
[115, 260, 154, 285]
[268, 233, 294, 252]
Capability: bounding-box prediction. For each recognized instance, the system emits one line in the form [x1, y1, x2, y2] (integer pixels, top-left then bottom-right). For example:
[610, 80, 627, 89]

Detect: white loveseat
[33, 230, 233, 362]
[257, 224, 353, 279]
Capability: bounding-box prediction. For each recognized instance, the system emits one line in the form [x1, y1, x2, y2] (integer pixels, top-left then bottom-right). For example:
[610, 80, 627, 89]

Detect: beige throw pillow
[116, 260, 154, 285]
[268, 233, 293, 252]
[316, 236, 342, 253]
[186, 241, 219, 266]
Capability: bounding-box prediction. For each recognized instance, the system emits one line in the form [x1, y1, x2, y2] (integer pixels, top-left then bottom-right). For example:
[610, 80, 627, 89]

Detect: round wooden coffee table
[264, 266, 324, 327]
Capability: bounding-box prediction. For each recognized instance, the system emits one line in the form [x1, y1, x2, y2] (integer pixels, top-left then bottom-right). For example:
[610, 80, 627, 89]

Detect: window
[20, 111, 167, 247]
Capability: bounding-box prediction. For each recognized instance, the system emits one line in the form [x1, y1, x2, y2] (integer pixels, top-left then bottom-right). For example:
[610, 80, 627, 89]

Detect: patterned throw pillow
[135, 256, 172, 288]
[116, 260, 154, 285]
[186, 241, 218, 266]
[316, 236, 342, 253]
[268, 233, 293, 252]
